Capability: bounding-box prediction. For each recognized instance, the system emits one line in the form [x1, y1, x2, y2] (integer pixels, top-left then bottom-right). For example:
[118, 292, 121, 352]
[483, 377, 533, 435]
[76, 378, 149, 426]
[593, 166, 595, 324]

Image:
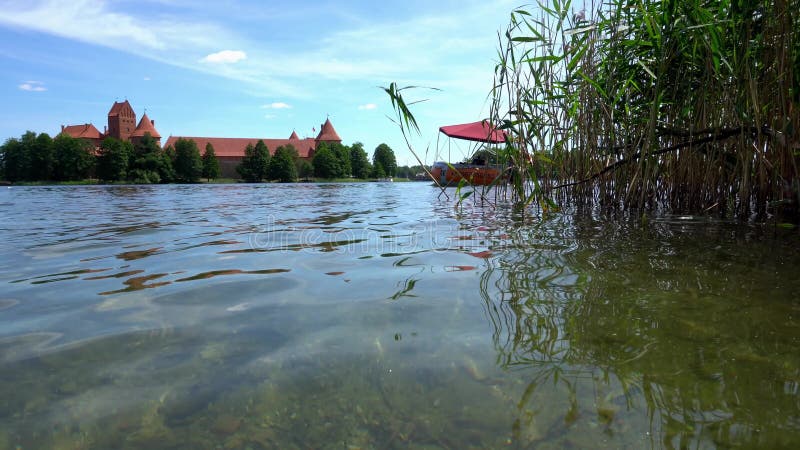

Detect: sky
[0, 0, 522, 166]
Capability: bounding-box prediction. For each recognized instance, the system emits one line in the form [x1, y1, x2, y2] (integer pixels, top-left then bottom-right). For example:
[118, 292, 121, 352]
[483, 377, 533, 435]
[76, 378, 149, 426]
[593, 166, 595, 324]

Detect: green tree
[0, 133, 33, 182]
[52, 134, 95, 181]
[268, 145, 298, 182]
[130, 133, 172, 183]
[173, 138, 203, 183]
[202, 142, 220, 181]
[372, 163, 386, 179]
[331, 143, 351, 177]
[29, 132, 54, 180]
[96, 137, 131, 182]
[373, 143, 397, 177]
[349, 142, 371, 179]
[312, 143, 342, 178]
[236, 141, 270, 182]
[297, 159, 314, 179]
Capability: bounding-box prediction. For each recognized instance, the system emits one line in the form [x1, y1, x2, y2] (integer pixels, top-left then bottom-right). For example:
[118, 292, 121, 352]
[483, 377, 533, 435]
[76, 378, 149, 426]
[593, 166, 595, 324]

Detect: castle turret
[315, 118, 341, 145]
[130, 113, 162, 146]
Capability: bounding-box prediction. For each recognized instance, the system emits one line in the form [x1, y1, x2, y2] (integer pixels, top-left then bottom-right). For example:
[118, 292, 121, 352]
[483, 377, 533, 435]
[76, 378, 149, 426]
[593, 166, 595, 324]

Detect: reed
[386, 1, 798, 220]
[490, 0, 799, 221]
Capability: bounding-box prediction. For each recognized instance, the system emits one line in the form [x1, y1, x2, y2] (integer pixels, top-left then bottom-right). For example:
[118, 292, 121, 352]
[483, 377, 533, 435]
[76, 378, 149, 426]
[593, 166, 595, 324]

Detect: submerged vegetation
[389, 0, 799, 221]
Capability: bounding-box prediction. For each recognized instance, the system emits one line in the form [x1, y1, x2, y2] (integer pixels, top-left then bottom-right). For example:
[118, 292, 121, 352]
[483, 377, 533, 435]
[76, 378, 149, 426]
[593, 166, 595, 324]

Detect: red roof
[61, 123, 103, 140]
[163, 136, 317, 158]
[439, 120, 506, 143]
[315, 118, 341, 142]
[108, 100, 134, 117]
[131, 113, 161, 138]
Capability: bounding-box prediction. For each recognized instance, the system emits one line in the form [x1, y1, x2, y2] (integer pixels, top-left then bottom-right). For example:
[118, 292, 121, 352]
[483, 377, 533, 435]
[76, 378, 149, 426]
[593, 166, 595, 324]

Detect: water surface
[0, 183, 798, 449]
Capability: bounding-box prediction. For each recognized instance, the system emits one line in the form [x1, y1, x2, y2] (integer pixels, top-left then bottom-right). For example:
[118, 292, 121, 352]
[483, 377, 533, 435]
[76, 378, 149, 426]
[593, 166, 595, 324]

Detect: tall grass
[386, 0, 798, 221]
[490, 0, 799, 220]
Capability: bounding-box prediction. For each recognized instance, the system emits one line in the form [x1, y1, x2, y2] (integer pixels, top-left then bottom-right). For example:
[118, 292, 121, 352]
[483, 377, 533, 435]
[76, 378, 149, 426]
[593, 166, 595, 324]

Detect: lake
[0, 183, 798, 449]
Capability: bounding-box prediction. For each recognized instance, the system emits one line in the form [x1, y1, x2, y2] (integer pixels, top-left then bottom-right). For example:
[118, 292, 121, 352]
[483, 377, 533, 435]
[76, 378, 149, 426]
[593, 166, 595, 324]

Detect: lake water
[0, 183, 798, 449]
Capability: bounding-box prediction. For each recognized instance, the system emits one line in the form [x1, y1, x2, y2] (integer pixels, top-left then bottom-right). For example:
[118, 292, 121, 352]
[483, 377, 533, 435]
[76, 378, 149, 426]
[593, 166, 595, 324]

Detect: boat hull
[431, 162, 502, 186]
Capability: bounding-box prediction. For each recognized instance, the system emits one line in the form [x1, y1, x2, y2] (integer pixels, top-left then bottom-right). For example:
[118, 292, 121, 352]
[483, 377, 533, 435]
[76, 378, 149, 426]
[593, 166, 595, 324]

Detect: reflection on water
[0, 184, 798, 449]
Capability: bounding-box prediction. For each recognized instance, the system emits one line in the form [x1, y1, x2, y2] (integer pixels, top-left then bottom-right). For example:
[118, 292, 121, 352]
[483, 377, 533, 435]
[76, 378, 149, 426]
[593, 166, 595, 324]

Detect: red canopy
[439, 120, 506, 143]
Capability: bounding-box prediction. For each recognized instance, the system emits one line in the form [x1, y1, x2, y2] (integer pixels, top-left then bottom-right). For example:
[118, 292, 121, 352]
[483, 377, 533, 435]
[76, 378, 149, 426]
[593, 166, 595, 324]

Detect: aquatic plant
[387, 0, 799, 221]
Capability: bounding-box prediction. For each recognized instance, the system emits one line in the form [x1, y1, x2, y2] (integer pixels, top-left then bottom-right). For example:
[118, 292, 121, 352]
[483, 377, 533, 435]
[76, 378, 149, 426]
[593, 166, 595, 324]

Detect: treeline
[0, 131, 216, 183]
[1, 130, 406, 183]
[236, 140, 399, 182]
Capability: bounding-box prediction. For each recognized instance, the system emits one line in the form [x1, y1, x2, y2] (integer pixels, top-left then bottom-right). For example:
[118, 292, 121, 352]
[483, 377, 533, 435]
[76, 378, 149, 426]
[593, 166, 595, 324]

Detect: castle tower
[107, 100, 137, 141]
[315, 118, 342, 146]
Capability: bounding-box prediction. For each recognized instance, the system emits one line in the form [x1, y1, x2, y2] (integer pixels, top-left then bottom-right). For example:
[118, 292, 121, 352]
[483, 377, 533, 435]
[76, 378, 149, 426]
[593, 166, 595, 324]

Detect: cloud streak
[18, 80, 46, 92]
[0, 0, 515, 101]
[262, 102, 291, 109]
[201, 50, 247, 64]
[358, 103, 377, 110]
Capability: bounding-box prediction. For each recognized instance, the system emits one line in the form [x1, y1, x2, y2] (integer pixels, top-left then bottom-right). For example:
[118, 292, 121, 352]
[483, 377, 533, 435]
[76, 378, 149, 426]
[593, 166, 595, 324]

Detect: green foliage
[0, 131, 93, 182]
[173, 138, 203, 183]
[481, 0, 799, 219]
[236, 140, 270, 182]
[29, 133, 54, 180]
[202, 142, 220, 181]
[297, 159, 314, 179]
[312, 143, 342, 178]
[372, 143, 397, 177]
[52, 134, 94, 181]
[372, 163, 386, 179]
[349, 142, 371, 179]
[0, 133, 33, 181]
[130, 133, 172, 183]
[96, 137, 132, 182]
[268, 145, 298, 182]
[330, 143, 351, 177]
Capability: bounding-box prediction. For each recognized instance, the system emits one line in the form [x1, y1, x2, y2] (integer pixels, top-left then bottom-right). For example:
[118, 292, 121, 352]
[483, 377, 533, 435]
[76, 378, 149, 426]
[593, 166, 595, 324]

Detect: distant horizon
[0, 0, 521, 166]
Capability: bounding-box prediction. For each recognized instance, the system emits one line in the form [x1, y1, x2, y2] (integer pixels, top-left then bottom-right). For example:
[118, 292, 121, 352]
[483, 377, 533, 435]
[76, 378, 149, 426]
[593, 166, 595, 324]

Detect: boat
[430, 120, 506, 186]
[431, 161, 501, 186]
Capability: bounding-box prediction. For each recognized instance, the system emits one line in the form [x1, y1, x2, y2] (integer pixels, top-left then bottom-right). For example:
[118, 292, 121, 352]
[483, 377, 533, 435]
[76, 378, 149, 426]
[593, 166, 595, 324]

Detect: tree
[312, 143, 342, 178]
[268, 145, 298, 182]
[130, 133, 172, 183]
[1, 134, 32, 182]
[236, 140, 270, 182]
[372, 163, 386, 179]
[96, 137, 131, 182]
[297, 159, 314, 179]
[52, 134, 94, 181]
[173, 138, 203, 183]
[29, 132, 54, 180]
[373, 143, 397, 177]
[331, 142, 351, 177]
[350, 142, 371, 179]
[202, 142, 220, 181]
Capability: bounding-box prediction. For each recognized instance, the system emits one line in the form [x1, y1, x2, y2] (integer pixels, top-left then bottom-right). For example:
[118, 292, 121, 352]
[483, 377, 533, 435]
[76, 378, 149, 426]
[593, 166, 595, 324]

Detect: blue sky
[0, 0, 520, 166]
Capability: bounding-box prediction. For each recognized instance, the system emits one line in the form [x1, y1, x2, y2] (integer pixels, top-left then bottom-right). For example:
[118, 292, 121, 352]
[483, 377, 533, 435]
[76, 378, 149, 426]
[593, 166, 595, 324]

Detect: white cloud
[262, 102, 291, 109]
[200, 50, 247, 64]
[143, 76, 151, 81]
[0, 1, 516, 100]
[358, 103, 377, 110]
[19, 80, 46, 92]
